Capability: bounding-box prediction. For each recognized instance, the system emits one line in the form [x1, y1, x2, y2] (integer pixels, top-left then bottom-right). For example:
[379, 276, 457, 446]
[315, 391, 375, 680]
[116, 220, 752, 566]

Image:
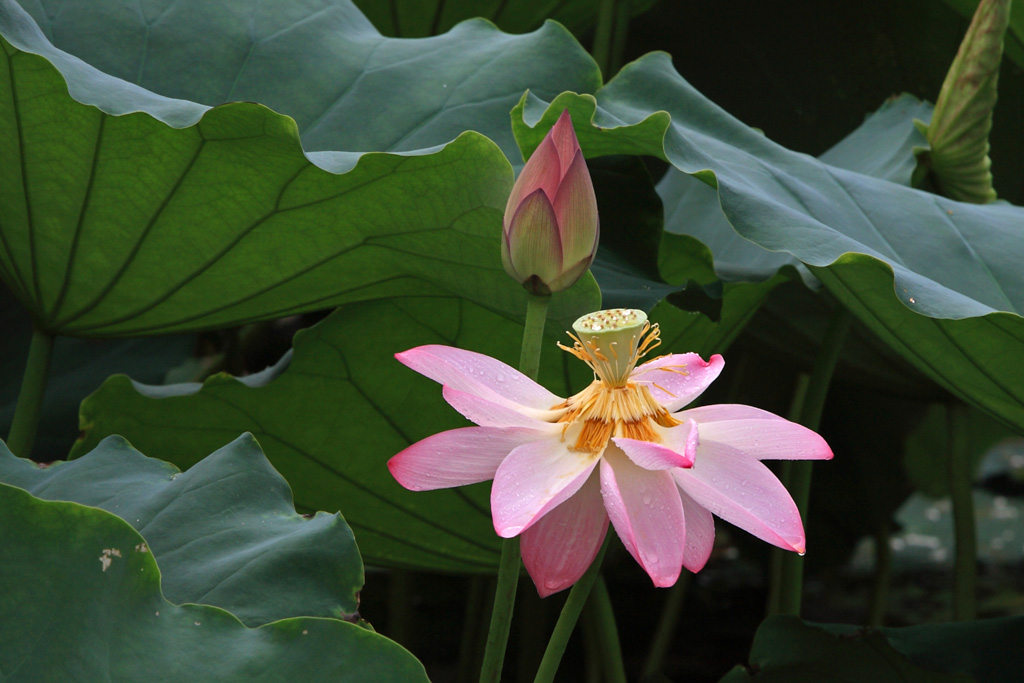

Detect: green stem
[7, 326, 55, 458]
[867, 521, 892, 628]
[479, 540, 521, 683]
[641, 573, 690, 679]
[948, 403, 976, 621]
[518, 294, 550, 381]
[458, 577, 488, 683]
[584, 576, 626, 683]
[798, 307, 852, 431]
[516, 586, 549, 683]
[479, 293, 550, 683]
[386, 569, 415, 648]
[609, 0, 631, 76]
[533, 536, 611, 683]
[767, 374, 810, 616]
[773, 306, 852, 616]
[582, 615, 602, 683]
[592, 0, 616, 77]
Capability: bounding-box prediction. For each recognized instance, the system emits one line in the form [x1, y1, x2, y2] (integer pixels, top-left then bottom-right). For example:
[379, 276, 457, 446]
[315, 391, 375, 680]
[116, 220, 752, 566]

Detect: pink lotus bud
[501, 109, 599, 295]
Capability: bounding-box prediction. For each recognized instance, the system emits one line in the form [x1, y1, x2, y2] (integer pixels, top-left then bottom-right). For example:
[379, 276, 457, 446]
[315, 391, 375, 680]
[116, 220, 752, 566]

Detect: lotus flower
[501, 109, 599, 295]
[389, 309, 832, 597]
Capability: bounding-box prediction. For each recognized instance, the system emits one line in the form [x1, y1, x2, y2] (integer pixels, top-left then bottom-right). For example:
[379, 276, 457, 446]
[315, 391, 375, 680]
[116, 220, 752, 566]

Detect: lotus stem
[7, 327, 55, 458]
[458, 577, 489, 682]
[773, 306, 852, 616]
[948, 403, 977, 620]
[641, 573, 690, 679]
[584, 576, 626, 683]
[518, 294, 550, 382]
[867, 521, 892, 627]
[592, 0, 617, 77]
[480, 292, 550, 683]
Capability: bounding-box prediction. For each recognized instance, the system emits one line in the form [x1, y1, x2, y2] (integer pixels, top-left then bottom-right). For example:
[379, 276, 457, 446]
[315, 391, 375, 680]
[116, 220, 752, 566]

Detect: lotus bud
[501, 109, 599, 295]
[914, 0, 1009, 203]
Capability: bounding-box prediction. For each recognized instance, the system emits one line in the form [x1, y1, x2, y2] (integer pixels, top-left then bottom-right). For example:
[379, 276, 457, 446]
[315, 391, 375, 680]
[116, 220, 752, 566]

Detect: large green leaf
[74, 298, 595, 572]
[0, 434, 362, 627]
[352, 0, 659, 38]
[818, 93, 933, 186]
[0, 0, 601, 337]
[510, 56, 1024, 433]
[719, 616, 1008, 682]
[0, 481, 427, 681]
[9, 0, 600, 162]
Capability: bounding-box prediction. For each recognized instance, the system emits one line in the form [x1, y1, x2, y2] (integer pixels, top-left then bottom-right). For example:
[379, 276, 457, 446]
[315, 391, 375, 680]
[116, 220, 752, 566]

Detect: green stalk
[458, 577, 489, 683]
[867, 521, 892, 628]
[767, 375, 810, 616]
[582, 615, 602, 683]
[948, 403, 977, 621]
[518, 294, 550, 382]
[641, 573, 690, 679]
[7, 326, 55, 458]
[583, 576, 626, 683]
[773, 306, 852, 616]
[591, 0, 616, 77]
[386, 569, 415, 648]
[533, 536, 611, 683]
[479, 293, 550, 683]
[609, 0, 631, 76]
[516, 586, 549, 683]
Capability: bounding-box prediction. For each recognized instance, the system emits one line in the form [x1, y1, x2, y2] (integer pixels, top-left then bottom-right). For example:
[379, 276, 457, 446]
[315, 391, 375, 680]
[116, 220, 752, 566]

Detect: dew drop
[642, 493, 653, 505]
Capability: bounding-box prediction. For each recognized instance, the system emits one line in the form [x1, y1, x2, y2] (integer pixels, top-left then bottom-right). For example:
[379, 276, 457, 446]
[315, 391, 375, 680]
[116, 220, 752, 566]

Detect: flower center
[554, 309, 679, 453]
[556, 381, 679, 453]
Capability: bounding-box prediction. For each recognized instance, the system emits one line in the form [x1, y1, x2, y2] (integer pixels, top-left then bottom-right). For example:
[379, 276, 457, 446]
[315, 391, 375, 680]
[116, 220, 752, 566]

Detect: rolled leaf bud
[502, 109, 599, 295]
[914, 0, 1009, 203]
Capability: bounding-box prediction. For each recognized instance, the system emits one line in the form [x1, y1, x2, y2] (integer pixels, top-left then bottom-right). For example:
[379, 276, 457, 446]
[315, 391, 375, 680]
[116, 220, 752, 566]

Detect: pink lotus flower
[389, 309, 832, 597]
[501, 109, 599, 295]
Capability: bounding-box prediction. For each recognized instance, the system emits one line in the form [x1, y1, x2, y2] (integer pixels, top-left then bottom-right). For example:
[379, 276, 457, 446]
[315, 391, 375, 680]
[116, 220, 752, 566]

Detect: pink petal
[442, 386, 557, 429]
[506, 189, 563, 284]
[396, 345, 561, 411]
[673, 441, 805, 553]
[491, 437, 600, 537]
[600, 448, 685, 588]
[678, 488, 715, 572]
[549, 109, 581, 179]
[551, 150, 598, 264]
[505, 134, 562, 215]
[678, 404, 785, 423]
[521, 471, 609, 598]
[500, 228, 525, 281]
[388, 427, 541, 491]
[683, 405, 833, 461]
[547, 252, 596, 293]
[630, 353, 725, 412]
[612, 419, 698, 470]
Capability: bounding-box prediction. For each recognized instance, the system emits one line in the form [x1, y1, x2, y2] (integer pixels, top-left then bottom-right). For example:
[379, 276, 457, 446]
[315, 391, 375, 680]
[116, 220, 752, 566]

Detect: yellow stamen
[553, 380, 680, 453]
[551, 311, 683, 454]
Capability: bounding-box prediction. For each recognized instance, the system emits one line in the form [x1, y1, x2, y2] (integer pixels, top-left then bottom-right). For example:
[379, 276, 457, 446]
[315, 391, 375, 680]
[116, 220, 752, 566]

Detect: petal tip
[387, 455, 419, 491]
[535, 580, 565, 599]
[495, 523, 523, 539]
